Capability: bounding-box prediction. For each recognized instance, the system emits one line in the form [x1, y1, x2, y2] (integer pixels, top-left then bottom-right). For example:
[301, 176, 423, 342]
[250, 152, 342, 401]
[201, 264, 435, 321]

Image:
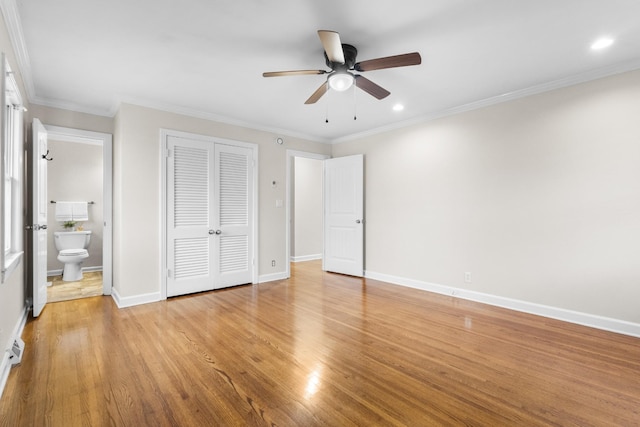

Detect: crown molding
[114, 95, 333, 144]
[25, 55, 640, 147]
[331, 58, 640, 144]
[31, 93, 333, 144]
[29, 94, 115, 117]
[0, 0, 35, 102]
[8, 0, 638, 149]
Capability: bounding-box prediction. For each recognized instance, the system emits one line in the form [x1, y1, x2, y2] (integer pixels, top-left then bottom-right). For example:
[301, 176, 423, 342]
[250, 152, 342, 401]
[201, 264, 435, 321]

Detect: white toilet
[54, 231, 92, 281]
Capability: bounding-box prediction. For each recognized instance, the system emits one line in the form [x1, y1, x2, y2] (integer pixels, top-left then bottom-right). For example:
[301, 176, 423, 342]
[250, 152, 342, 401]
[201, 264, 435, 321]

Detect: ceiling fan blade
[318, 30, 345, 64]
[304, 82, 328, 104]
[263, 70, 327, 77]
[354, 52, 422, 72]
[354, 75, 390, 100]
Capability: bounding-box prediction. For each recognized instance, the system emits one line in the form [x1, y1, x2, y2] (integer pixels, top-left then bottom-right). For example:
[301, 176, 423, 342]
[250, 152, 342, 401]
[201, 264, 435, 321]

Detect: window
[1, 59, 24, 283]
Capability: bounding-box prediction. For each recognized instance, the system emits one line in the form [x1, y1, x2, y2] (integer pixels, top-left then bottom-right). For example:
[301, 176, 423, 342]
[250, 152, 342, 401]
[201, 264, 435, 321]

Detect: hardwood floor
[1, 260, 639, 426]
[47, 271, 103, 303]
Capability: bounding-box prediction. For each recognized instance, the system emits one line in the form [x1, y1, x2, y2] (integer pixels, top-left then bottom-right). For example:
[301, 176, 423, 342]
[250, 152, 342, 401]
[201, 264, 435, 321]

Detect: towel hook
[42, 149, 53, 161]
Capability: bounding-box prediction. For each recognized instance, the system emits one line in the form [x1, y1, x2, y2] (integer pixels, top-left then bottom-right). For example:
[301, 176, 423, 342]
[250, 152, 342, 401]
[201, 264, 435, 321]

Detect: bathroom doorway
[43, 125, 113, 303]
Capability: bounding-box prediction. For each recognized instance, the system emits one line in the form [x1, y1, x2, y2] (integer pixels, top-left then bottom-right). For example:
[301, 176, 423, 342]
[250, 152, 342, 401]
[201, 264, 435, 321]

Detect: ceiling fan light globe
[328, 73, 354, 92]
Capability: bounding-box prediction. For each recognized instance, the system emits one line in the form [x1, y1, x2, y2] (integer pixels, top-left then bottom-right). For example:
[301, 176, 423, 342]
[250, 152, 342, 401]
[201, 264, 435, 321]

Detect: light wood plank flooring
[47, 271, 103, 303]
[1, 260, 639, 426]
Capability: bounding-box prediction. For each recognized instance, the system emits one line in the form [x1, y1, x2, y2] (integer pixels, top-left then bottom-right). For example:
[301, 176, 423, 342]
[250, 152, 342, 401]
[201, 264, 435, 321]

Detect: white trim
[291, 254, 322, 263]
[258, 272, 288, 283]
[160, 129, 259, 300]
[25, 58, 640, 147]
[332, 58, 640, 144]
[44, 125, 113, 296]
[0, 0, 36, 102]
[0, 305, 28, 400]
[111, 288, 161, 309]
[285, 150, 330, 279]
[120, 98, 332, 144]
[3, 252, 23, 281]
[47, 266, 103, 277]
[365, 270, 640, 339]
[27, 94, 333, 145]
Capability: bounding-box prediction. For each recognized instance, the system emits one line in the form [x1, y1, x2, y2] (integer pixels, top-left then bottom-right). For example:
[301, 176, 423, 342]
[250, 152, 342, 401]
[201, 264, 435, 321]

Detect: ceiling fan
[263, 30, 422, 105]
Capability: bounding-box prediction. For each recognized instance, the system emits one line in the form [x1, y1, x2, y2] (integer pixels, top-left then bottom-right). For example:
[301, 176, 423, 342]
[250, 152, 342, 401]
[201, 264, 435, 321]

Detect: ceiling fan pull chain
[325, 81, 330, 123]
[353, 79, 358, 120]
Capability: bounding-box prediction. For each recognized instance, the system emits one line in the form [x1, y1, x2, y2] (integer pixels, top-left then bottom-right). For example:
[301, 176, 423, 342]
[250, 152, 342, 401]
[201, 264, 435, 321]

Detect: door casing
[44, 125, 114, 296]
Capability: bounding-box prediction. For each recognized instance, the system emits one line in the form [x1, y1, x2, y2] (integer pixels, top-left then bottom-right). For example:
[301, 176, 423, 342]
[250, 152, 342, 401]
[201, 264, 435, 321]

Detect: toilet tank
[54, 231, 92, 251]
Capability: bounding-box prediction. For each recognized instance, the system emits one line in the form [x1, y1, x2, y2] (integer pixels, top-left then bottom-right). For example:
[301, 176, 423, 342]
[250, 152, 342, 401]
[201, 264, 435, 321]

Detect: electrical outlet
[271, 260, 276, 267]
[464, 272, 472, 283]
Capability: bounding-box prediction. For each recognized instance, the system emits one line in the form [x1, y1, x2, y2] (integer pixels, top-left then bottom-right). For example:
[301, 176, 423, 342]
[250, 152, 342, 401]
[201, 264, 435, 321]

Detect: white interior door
[32, 119, 48, 317]
[166, 136, 216, 297]
[166, 135, 255, 297]
[215, 144, 254, 288]
[323, 154, 364, 277]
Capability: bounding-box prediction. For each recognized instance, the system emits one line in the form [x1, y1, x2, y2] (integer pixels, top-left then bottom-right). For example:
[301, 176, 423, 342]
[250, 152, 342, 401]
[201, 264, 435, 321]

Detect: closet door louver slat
[219, 151, 248, 226]
[174, 146, 209, 228]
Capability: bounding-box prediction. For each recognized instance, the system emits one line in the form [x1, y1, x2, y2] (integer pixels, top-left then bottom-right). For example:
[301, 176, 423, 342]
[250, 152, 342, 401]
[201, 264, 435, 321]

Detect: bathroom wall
[46, 139, 104, 274]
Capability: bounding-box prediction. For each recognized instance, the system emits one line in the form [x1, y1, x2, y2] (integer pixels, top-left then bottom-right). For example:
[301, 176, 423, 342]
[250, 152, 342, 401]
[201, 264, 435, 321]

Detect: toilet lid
[60, 249, 88, 256]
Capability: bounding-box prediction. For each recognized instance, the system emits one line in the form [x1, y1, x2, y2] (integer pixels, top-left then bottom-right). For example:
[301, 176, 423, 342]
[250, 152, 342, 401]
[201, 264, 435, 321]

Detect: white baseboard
[0, 306, 29, 400]
[290, 254, 322, 262]
[47, 266, 103, 277]
[111, 288, 161, 309]
[259, 272, 288, 283]
[365, 271, 640, 338]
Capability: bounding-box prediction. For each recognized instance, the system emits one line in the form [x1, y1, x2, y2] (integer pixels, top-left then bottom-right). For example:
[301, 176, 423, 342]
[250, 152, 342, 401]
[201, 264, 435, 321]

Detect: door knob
[208, 229, 215, 235]
[215, 229, 222, 235]
[26, 224, 48, 230]
[355, 220, 361, 224]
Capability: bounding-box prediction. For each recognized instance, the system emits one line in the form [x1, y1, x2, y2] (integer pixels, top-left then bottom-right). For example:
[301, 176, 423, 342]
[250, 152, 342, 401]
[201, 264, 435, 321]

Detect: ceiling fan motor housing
[325, 44, 358, 71]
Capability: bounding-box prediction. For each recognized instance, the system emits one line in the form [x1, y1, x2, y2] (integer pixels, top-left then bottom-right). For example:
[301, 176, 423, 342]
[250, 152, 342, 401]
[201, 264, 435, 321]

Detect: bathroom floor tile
[47, 271, 103, 303]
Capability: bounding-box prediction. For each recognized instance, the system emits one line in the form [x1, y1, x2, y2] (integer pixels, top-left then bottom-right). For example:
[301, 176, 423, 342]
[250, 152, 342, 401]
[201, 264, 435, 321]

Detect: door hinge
[165, 148, 172, 158]
[167, 269, 172, 278]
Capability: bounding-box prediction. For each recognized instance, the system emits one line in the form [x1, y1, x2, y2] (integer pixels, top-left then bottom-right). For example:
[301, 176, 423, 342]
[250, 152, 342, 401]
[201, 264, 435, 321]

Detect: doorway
[43, 125, 113, 302]
[285, 150, 329, 278]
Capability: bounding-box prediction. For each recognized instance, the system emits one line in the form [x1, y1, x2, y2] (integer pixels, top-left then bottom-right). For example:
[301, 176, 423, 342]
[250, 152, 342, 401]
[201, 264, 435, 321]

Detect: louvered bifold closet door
[213, 143, 253, 288]
[166, 136, 216, 297]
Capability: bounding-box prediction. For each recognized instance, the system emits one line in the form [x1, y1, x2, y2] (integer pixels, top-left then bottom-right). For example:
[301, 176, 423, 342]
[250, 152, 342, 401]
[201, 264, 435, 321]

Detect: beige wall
[46, 139, 104, 272]
[293, 157, 323, 259]
[333, 69, 640, 324]
[113, 103, 331, 299]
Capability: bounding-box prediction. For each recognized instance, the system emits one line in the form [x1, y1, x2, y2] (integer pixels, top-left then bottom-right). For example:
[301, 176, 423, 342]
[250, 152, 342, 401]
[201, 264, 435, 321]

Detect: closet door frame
[160, 129, 258, 300]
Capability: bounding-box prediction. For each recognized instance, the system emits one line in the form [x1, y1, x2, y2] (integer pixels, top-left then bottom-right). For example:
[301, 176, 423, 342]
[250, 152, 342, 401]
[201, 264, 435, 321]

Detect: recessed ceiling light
[392, 104, 404, 112]
[591, 37, 614, 51]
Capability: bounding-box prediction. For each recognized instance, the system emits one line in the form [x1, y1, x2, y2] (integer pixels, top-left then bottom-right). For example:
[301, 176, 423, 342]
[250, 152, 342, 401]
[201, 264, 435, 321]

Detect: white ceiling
[10, 0, 640, 142]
